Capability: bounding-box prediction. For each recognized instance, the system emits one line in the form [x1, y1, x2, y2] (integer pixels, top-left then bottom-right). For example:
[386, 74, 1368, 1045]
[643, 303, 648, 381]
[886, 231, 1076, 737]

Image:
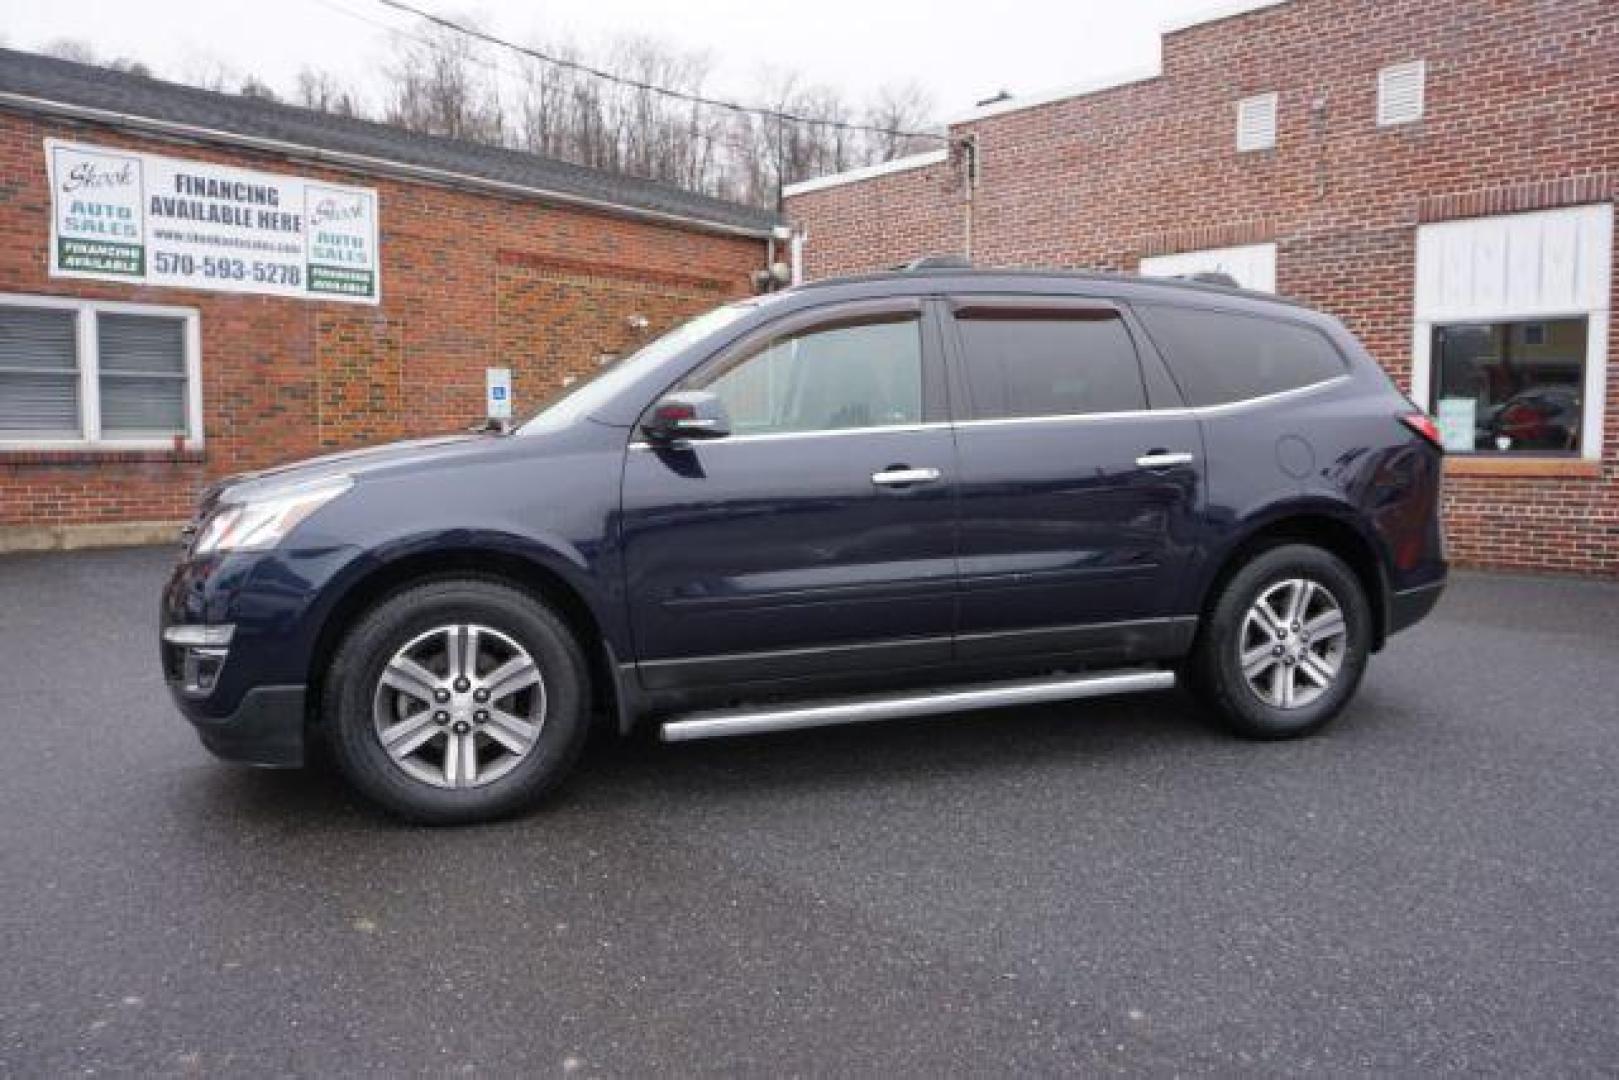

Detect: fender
[1185, 493, 1392, 628]
[290, 527, 634, 698]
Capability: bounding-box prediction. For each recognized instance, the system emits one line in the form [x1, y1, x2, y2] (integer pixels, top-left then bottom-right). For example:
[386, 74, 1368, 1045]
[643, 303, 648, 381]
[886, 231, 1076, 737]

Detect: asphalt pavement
[2, 546, 1616, 1076]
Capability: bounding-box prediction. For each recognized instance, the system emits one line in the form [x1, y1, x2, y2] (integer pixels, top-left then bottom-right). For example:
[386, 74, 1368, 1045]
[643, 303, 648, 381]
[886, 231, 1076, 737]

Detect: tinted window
[701, 316, 922, 435]
[1136, 304, 1347, 407]
[956, 312, 1146, 419]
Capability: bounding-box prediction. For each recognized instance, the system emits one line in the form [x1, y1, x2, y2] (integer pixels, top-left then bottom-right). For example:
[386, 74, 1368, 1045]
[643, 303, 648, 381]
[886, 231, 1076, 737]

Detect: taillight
[1400, 411, 1444, 450]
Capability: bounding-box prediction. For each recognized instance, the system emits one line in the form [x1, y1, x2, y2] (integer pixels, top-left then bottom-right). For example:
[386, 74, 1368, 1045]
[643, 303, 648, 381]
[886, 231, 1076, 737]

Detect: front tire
[1188, 544, 1371, 739]
[322, 578, 591, 824]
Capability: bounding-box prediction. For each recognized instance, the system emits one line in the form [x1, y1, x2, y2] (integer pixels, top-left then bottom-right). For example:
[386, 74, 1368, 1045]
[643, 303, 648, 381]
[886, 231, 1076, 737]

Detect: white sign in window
[1435, 397, 1477, 453]
[45, 138, 380, 304]
[1412, 203, 1612, 460]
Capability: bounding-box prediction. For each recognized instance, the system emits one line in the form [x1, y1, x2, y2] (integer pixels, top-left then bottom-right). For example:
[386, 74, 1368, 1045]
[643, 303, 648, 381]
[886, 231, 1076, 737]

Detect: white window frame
[0, 293, 203, 452]
[1410, 203, 1612, 462]
[1377, 60, 1426, 126]
[1236, 93, 1278, 153]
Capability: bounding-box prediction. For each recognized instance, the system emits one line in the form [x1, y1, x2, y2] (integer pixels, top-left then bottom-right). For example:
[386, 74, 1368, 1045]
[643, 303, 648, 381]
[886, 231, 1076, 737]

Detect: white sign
[486, 368, 513, 420]
[1436, 397, 1477, 453]
[45, 138, 380, 304]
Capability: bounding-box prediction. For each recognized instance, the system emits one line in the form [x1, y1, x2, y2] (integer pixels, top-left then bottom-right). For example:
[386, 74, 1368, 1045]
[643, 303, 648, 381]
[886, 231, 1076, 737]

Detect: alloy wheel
[372, 623, 546, 789]
[1237, 577, 1348, 710]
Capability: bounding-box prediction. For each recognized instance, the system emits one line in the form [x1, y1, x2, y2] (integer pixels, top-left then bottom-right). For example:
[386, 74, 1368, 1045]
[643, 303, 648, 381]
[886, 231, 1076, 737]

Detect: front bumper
[160, 540, 365, 768]
[169, 682, 308, 768]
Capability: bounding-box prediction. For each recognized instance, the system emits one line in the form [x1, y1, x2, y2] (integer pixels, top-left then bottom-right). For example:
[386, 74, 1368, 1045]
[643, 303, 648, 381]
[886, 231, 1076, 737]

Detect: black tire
[1187, 544, 1371, 740]
[322, 577, 591, 825]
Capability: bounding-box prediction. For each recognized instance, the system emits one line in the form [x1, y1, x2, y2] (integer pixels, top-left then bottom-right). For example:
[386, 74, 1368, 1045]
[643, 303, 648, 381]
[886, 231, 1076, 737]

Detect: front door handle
[1135, 451, 1195, 468]
[871, 466, 942, 487]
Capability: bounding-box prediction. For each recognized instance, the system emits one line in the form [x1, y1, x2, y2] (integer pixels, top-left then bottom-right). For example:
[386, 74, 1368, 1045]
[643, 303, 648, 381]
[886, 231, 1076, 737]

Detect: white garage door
[1139, 242, 1277, 293]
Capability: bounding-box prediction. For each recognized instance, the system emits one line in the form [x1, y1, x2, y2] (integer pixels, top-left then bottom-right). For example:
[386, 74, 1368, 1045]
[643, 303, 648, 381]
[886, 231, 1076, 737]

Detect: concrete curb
[0, 521, 182, 553]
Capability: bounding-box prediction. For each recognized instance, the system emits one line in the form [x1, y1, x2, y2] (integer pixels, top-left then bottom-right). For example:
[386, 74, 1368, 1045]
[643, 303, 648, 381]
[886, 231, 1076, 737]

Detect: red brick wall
[0, 110, 764, 527]
[786, 0, 1619, 575]
[790, 155, 965, 280]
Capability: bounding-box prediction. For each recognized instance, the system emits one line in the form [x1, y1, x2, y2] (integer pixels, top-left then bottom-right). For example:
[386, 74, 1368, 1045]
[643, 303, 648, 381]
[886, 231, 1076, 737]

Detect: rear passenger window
[955, 310, 1146, 419]
[1135, 304, 1347, 407]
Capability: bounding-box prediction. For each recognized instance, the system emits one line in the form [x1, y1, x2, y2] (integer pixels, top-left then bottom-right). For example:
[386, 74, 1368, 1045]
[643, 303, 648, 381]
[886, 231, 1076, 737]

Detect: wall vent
[1378, 60, 1426, 126]
[1236, 93, 1278, 152]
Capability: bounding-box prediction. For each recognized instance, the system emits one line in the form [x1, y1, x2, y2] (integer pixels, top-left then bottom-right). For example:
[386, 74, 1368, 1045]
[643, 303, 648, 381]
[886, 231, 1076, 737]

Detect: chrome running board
[658, 668, 1175, 743]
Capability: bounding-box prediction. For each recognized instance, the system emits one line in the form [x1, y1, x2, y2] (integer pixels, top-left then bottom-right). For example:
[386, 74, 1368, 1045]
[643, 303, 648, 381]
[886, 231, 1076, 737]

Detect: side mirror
[642, 390, 732, 444]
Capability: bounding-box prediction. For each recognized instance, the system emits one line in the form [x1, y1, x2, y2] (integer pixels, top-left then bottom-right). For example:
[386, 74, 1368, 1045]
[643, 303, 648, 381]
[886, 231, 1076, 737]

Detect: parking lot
[1, 546, 1616, 1075]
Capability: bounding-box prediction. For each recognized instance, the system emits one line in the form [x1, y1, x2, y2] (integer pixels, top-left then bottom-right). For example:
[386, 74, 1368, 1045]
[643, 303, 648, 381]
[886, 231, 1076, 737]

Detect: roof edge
[781, 149, 949, 199]
[0, 89, 777, 240]
[1160, 0, 1290, 35]
[946, 66, 1161, 125]
[946, 0, 1294, 126]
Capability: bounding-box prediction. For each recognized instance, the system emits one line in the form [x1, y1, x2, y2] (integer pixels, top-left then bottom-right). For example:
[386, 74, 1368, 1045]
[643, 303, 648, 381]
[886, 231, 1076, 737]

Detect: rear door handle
[1135, 451, 1195, 468]
[871, 466, 942, 487]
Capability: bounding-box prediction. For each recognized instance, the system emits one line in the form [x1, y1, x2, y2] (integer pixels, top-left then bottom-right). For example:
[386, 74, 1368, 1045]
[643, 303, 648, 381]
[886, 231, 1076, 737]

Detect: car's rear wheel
[323, 578, 591, 824]
[1187, 544, 1371, 739]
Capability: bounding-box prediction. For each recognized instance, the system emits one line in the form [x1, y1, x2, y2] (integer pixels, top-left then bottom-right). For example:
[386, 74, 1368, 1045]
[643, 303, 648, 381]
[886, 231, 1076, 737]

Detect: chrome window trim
[1188, 374, 1351, 416]
[951, 408, 1189, 430]
[629, 422, 947, 450]
[626, 374, 1351, 448]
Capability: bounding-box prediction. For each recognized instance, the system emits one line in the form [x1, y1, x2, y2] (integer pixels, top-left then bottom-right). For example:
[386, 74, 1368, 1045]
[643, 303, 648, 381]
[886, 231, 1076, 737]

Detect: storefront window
[1429, 318, 1587, 455]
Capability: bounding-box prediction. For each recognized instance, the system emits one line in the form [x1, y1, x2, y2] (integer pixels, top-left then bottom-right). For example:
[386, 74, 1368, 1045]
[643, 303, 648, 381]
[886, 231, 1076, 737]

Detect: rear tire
[1188, 544, 1371, 739]
[322, 578, 591, 825]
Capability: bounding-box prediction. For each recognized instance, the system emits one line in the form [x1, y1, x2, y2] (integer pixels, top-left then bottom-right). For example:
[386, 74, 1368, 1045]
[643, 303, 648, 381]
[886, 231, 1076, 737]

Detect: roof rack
[898, 255, 974, 271]
[1170, 270, 1242, 288]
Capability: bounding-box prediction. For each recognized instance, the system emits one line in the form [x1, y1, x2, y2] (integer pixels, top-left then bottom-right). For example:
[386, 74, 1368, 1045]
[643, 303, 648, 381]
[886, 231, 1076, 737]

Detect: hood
[208, 431, 501, 506]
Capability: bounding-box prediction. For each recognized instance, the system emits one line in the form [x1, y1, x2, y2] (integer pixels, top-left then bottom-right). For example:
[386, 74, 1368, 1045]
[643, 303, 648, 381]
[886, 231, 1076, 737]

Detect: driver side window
[701, 315, 922, 436]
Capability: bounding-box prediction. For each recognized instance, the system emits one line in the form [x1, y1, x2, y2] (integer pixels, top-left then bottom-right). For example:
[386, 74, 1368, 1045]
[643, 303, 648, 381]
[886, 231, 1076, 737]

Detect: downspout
[789, 229, 805, 286]
[958, 133, 979, 263]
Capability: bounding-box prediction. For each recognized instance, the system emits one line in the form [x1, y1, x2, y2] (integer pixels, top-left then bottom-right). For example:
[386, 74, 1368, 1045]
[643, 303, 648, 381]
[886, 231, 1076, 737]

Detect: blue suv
[161, 266, 1447, 823]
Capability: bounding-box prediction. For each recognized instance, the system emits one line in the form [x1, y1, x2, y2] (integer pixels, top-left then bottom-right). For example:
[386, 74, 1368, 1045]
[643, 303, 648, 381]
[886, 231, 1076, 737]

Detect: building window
[0, 295, 201, 449]
[1236, 93, 1277, 152]
[1377, 60, 1426, 126]
[1431, 319, 1587, 454]
[1412, 203, 1612, 462]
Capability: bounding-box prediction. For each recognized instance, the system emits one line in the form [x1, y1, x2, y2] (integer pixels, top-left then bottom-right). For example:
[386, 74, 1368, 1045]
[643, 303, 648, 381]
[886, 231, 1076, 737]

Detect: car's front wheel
[1187, 544, 1371, 739]
[322, 578, 591, 824]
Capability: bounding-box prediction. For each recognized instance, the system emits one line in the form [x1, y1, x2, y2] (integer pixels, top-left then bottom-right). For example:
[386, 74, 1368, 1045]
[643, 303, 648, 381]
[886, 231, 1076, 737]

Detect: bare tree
[383, 23, 504, 143]
[238, 76, 279, 102]
[866, 82, 939, 161]
[40, 17, 942, 209]
[178, 54, 242, 93]
[41, 37, 153, 77]
[295, 67, 362, 117]
[107, 58, 154, 78]
[41, 38, 98, 64]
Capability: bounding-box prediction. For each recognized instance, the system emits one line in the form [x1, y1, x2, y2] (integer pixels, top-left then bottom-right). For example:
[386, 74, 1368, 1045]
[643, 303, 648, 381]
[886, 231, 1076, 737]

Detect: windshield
[515, 302, 755, 434]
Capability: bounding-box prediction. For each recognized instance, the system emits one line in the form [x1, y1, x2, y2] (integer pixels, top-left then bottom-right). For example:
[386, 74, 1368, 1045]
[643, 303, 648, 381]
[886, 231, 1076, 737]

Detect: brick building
[0, 49, 776, 548]
[785, 0, 1619, 576]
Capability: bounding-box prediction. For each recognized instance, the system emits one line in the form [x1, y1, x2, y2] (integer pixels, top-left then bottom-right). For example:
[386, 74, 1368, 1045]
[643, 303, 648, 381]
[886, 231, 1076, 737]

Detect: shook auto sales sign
[45, 138, 380, 304]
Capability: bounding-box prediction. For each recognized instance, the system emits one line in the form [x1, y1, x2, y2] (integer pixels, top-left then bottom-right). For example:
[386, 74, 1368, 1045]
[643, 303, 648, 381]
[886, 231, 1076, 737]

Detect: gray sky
[0, 0, 1270, 119]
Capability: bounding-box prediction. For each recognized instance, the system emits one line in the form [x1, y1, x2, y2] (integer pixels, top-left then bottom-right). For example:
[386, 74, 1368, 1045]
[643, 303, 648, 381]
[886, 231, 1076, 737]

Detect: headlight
[193, 476, 352, 555]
